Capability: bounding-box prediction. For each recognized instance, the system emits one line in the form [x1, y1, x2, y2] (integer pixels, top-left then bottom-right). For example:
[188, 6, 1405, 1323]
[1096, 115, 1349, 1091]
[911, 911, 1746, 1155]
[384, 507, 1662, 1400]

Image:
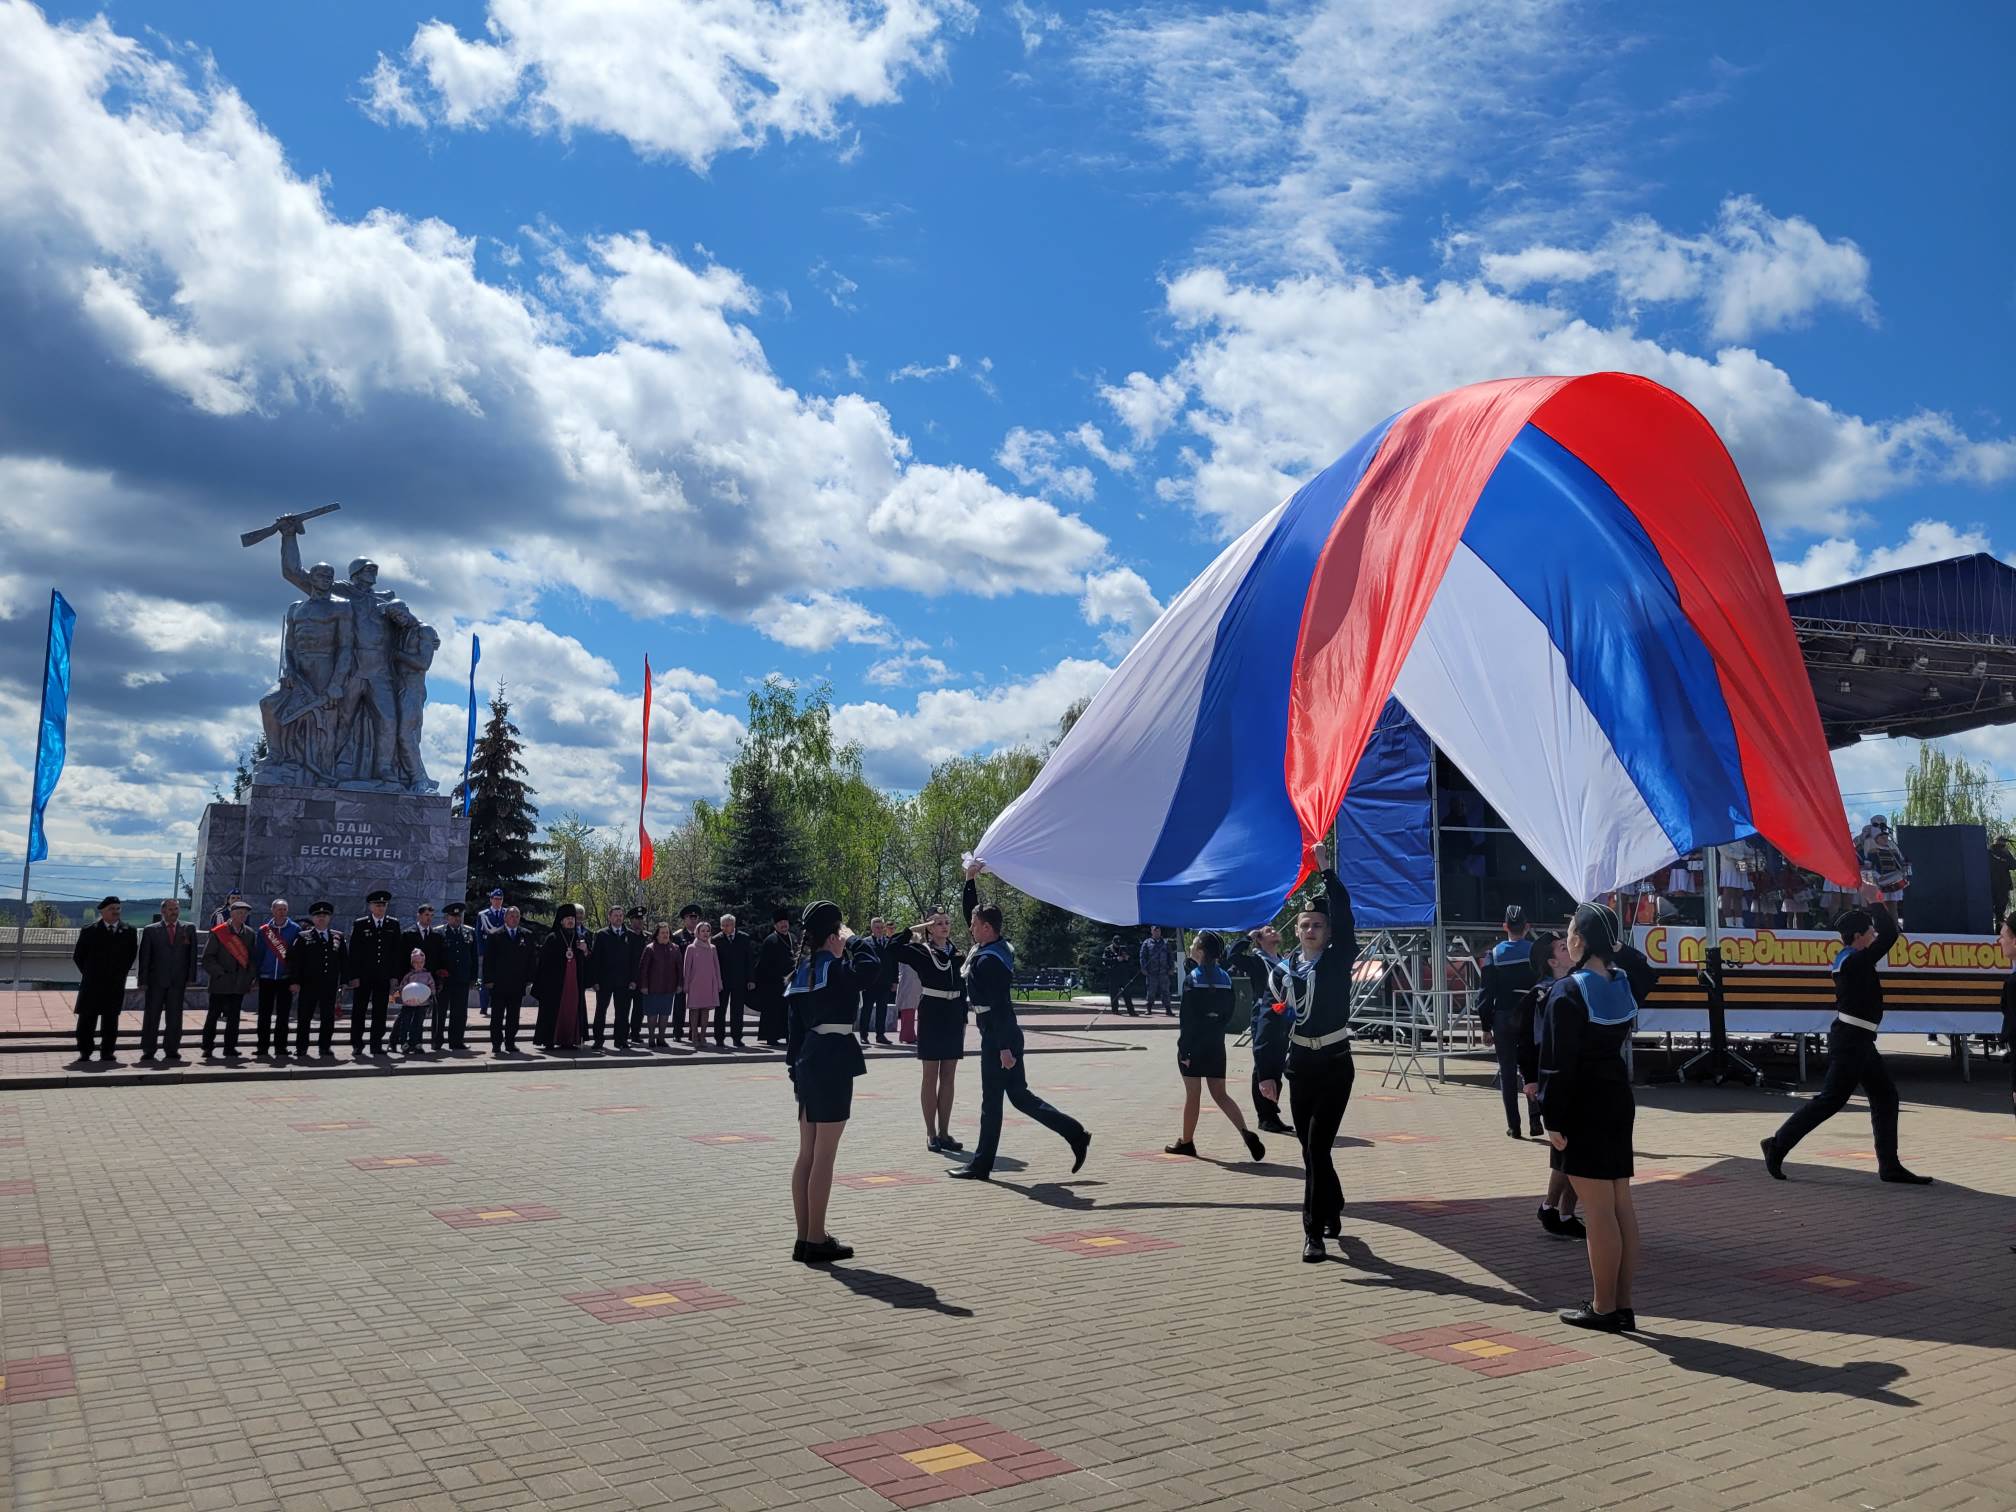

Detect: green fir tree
[465, 687, 546, 915]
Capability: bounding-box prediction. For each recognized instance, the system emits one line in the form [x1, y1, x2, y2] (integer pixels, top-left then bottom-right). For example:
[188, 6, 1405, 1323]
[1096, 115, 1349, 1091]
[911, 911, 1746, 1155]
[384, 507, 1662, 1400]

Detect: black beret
[97, 895, 121, 910]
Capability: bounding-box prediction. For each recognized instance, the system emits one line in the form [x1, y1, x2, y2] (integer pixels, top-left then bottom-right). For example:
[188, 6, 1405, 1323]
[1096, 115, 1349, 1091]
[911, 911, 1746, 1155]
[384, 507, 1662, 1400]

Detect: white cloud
[1099, 369, 1186, 447]
[809, 258, 860, 310]
[833, 657, 1114, 787]
[1078, 567, 1163, 656]
[1482, 196, 1877, 342]
[996, 426, 1096, 501]
[890, 352, 963, 381]
[1080, 0, 1574, 267]
[1006, 1, 1063, 53]
[363, 0, 975, 170]
[864, 652, 953, 686]
[0, 4, 1106, 626]
[1068, 421, 1134, 472]
[1143, 265, 2016, 539]
[1775, 520, 2003, 594]
[754, 592, 892, 651]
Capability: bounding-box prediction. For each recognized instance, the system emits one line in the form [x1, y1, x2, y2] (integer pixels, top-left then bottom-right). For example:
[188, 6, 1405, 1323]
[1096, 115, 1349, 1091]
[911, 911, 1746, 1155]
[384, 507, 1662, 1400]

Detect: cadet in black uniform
[1230, 929, 1293, 1133]
[1520, 932, 1584, 1239]
[1167, 932, 1266, 1161]
[947, 864, 1091, 1182]
[755, 909, 796, 1047]
[290, 902, 347, 1060]
[435, 903, 479, 1051]
[1265, 860, 1359, 1261]
[787, 901, 872, 1264]
[888, 906, 970, 1153]
[1539, 904, 1642, 1331]
[1760, 882, 1932, 1185]
[348, 889, 404, 1057]
[1480, 905, 1542, 1138]
[587, 905, 630, 1050]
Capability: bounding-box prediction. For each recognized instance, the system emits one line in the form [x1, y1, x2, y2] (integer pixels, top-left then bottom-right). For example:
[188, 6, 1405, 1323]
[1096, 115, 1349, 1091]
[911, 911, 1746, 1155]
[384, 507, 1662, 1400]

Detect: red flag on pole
[638, 654, 655, 881]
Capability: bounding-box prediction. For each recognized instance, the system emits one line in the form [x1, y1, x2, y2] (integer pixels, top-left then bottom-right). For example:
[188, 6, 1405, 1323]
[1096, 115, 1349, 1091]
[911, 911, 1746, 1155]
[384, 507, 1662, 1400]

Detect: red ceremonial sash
[260, 923, 289, 961]
[212, 922, 250, 969]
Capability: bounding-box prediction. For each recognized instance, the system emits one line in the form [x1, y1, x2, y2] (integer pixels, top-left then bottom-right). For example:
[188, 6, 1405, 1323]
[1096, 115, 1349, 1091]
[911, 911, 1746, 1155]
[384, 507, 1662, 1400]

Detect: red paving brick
[290, 1120, 373, 1132]
[1379, 1322, 1592, 1378]
[1745, 1265, 1922, 1302]
[832, 1170, 940, 1189]
[431, 1203, 562, 1229]
[1030, 1229, 1180, 1258]
[0, 1243, 51, 1270]
[0, 1179, 34, 1196]
[1368, 1131, 1445, 1145]
[0, 1353, 76, 1405]
[684, 1131, 775, 1146]
[562, 1280, 743, 1322]
[348, 1153, 453, 1170]
[811, 1417, 1074, 1507]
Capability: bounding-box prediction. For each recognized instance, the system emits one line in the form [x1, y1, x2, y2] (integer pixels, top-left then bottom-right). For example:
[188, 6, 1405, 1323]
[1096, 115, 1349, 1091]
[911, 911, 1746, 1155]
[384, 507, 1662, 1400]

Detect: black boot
[1879, 1164, 1933, 1185]
[1302, 1234, 1325, 1263]
[1759, 1136, 1786, 1180]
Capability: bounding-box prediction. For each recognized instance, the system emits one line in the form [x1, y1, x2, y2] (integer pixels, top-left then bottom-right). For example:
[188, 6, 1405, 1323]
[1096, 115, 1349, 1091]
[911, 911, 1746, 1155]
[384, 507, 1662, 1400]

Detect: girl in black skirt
[890, 906, 970, 1153]
[1167, 932, 1266, 1161]
[786, 901, 869, 1265]
[1538, 902, 1641, 1332]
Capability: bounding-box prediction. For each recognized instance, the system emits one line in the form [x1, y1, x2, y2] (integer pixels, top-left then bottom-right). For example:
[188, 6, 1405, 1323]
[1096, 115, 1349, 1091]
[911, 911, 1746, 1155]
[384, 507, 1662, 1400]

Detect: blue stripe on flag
[1460, 425, 1750, 855]
[28, 589, 78, 864]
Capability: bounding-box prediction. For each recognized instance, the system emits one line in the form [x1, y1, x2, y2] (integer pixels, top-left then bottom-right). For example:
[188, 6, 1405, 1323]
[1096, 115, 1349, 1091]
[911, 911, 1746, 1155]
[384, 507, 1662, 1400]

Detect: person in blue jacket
[1166, 931, 1266, 1161]
[947, 861, 1091, 1182]
[786, 900, 876, 1265]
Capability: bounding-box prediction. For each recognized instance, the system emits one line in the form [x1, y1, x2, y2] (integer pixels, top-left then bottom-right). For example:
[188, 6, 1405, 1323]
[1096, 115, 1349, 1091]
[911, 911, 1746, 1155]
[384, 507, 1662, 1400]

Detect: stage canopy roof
[1789, 553, 2016, 746]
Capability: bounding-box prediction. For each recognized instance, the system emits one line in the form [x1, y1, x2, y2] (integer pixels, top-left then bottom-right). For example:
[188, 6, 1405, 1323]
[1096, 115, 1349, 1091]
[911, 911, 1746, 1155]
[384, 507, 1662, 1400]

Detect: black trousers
[856, 985, 891, 1038]
[1251, 1058, 1286, 1127]
[296, 980, 337, 1057]
[757, 991, 786, 1044]
[670, 991, 686, 1039]
[1288, 1044, 1355, 1236]
[255, 979, 294, 1056]
[720, 980, 749, 1043]
[967, 1048, 1086, 1175]
[593, 984, 629, 1047]
[1772, 1020, 1902, 1167]
[203, 991, 244, 1057]
[1492, 1013, 1537, 1132]
[76, 986, 123, 1060]
[140, 983, 186, 1058]
[435, 982, 470, 1050]
[489, 989, 524, 1051]
[350, 979, 390, 1054]
[1109, 973, 1137, 1014]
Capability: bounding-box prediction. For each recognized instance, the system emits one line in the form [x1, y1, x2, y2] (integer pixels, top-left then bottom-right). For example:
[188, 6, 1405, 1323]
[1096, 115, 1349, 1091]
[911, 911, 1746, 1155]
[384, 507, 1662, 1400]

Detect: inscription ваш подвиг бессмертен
[296, 819, 405, 863]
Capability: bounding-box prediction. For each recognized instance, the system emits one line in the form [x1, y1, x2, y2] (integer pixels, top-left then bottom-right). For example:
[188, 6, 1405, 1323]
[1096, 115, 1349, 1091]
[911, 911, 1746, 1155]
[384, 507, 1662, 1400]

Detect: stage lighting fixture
[1850, 645, 1868, 665]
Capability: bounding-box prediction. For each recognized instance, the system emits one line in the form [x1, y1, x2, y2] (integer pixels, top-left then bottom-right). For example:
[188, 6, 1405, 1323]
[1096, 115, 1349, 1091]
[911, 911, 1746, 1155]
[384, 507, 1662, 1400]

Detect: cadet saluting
[946, 861, 1091, 1183]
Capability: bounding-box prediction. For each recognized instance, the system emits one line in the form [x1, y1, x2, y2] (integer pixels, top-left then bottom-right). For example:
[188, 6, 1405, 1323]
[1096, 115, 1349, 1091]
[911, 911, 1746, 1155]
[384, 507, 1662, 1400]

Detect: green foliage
[466, 688, 547, 915]
[30, 900, 61, 928]
[710, 762, 807, 927]
[1899, 742, 2007, 832]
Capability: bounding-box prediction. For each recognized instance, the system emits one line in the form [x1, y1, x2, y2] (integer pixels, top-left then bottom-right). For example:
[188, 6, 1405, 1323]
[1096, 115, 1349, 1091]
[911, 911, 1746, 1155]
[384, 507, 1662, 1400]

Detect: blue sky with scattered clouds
[1, 0, 2011, 903]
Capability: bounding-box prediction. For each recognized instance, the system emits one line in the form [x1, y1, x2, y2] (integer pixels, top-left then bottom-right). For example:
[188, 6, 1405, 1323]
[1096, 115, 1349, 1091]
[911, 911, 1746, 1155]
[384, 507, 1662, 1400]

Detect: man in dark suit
[587, 905, 631, 1051]
[290, 901, 347, 1059]
[72, 895, 137, 1067]
[714, 912, 755, 1048]
[620, 905, 649, 1047]
[136, 898, 195, 1064]
[348, 889, 404, 1057]
[754, 908, 795, 1048]
[483, 906, 534, 1053]
[434, 902, 479, 1052]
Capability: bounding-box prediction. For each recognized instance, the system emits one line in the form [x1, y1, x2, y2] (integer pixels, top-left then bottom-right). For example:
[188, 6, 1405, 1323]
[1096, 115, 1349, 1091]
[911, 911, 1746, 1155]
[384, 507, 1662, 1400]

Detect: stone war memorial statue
[190, 504, 467, 931]
[253, 504, 438, 793]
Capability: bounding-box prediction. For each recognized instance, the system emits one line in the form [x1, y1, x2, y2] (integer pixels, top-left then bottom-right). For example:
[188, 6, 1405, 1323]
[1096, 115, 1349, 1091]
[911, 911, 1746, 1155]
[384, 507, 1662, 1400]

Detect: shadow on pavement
[823, 1266, 975, 1317]
[1628, 1333, 1918, 1405]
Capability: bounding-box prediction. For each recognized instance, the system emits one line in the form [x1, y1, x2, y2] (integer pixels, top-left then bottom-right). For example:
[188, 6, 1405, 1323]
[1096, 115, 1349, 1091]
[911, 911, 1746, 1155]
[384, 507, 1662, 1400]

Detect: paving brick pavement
[1, 1033, 2012, 1511]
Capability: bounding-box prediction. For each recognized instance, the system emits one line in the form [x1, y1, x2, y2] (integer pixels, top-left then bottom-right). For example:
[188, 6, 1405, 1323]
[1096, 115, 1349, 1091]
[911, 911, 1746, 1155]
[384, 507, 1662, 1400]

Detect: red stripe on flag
[1284, 377, 1569, 876]
[639, 654, 655, 882]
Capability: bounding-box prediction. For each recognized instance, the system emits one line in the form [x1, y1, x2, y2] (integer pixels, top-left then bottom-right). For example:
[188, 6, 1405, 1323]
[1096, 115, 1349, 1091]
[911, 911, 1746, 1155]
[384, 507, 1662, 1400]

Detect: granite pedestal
[192, 783, 469, 922]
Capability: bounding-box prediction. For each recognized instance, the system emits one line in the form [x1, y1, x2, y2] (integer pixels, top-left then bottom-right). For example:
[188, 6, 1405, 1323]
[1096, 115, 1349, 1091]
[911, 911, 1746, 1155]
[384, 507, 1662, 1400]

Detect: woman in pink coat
[683, 921, 723, 1047]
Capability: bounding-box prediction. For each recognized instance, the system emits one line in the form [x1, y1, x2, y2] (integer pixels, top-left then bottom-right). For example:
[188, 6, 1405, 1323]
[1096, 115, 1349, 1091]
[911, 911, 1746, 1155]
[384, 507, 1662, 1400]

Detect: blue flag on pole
[458, 633, 482, 816]
[27, 590, 77, 864]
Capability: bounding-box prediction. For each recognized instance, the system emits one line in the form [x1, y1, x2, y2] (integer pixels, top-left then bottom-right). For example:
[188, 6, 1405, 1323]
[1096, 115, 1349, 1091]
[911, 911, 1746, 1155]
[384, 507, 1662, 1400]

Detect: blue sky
[1, 0, 2011, 905]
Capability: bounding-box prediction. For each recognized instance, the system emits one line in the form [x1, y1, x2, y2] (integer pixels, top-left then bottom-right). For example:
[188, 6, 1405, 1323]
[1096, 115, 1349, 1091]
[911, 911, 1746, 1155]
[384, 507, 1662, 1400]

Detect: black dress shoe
[1615, 1308, 1637, 1331]
[1302, 1235, 1325, 1263]
[1559, 1214, 1588, 1240]
[791, 1239, 808, 1262]
[1558, 1305, 1624, 1332]
[937, 1134, 963, 1152]
[947, 1165, 991, 1181]
[1258, 1119, 1294, 1135]
[801, 1236, 854, 1264]
[1321, 1218, 1341, 1239]
[1879, 1165, 1933, 1185]
[927, 1134, 944, 1152]
[1242, 1129, 1266, 1162]
[1505, 1126, 1523, 1139]
[1760, 1137, 1786, 1180]
[1528, 1120, 1545, 1137]
[1069, 1132, 1092, 1174]
[1538, 1205, 1566, 1236]
[1164, 1139, 1198, 1157]
[875, 1036, 894, 1046]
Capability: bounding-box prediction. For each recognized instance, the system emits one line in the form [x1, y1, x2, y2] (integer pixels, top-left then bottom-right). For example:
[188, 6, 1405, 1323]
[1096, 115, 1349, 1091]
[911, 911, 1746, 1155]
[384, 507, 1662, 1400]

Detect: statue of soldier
[260, 547, 354, 782]
[385, 600, 440, 791]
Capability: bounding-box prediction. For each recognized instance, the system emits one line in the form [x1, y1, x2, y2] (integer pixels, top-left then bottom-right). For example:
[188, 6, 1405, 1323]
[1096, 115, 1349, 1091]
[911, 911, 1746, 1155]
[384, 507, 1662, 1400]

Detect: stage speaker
[1895, 823, 1991, 933]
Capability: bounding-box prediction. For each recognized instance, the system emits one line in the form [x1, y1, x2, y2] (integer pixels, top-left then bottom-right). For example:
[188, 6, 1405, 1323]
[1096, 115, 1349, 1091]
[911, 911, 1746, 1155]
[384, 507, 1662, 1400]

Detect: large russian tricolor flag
[975, 373, 1859, 925]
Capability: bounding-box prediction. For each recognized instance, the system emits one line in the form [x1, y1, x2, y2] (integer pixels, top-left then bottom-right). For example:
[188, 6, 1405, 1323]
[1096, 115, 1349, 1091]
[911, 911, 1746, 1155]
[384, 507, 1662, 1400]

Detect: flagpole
[11, 590, 60, 993]
[636, 654, 653, 909]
